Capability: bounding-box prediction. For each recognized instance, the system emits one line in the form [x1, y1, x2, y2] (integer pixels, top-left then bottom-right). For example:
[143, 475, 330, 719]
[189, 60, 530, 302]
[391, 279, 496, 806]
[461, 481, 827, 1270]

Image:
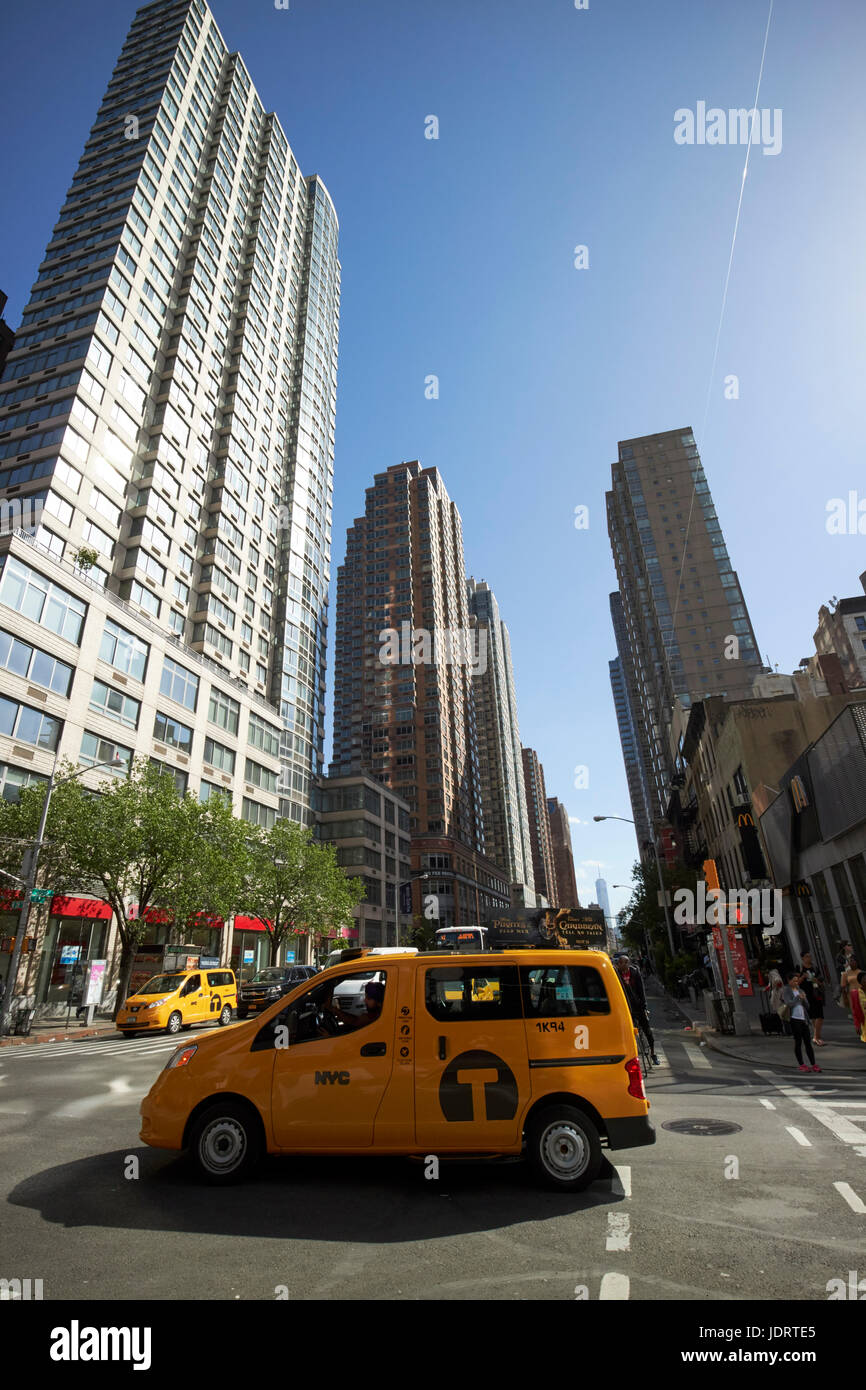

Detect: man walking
[615, 953, 659, 1065]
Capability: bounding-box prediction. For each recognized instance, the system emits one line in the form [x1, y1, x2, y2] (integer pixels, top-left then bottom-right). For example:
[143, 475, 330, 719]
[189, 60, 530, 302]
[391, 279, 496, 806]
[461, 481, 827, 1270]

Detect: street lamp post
[593, 815, 677, 959]
[396, 872, 430, 947]
[0, 754, 122, 1037]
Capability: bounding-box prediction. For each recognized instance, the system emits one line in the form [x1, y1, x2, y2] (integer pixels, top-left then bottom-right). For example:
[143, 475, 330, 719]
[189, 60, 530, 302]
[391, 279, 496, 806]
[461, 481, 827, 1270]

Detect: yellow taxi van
[139, 949, 654, 1190]
[118, 967, 237, 1036]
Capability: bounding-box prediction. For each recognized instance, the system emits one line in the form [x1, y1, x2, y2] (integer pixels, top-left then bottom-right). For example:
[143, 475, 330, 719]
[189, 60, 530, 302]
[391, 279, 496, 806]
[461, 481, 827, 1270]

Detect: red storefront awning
[235, 915, 271, 933]
[50, 896, 113, 920]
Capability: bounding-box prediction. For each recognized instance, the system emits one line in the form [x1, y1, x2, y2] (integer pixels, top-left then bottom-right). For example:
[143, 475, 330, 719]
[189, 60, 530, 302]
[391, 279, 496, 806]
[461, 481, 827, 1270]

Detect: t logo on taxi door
[439, 1050, 519, 1122]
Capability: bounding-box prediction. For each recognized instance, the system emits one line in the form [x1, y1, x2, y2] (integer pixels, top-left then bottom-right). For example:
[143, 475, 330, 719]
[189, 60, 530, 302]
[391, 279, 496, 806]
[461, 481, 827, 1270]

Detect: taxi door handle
[360, 1042, 387, 1057]
[438, 1036, 447, 1060]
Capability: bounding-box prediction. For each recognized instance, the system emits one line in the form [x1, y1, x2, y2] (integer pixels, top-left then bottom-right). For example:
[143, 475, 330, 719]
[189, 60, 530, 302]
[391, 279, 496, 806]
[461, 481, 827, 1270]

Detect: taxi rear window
[520, 965, 610, 1017]
[425, 966, 521, 1021]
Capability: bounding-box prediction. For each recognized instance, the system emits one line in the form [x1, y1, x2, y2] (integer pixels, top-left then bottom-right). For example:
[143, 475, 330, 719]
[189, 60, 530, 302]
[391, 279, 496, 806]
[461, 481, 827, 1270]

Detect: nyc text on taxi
[140, 950, 654, 1190]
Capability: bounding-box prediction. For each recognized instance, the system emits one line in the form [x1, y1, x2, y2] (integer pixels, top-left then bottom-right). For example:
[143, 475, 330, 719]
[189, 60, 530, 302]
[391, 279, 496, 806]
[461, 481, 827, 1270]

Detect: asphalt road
[2, 1001, 865, 1302]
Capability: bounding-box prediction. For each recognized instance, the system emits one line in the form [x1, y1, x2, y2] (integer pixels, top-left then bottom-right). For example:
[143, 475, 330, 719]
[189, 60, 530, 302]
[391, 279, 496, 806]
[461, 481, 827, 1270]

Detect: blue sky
[2, 0, 865, 921]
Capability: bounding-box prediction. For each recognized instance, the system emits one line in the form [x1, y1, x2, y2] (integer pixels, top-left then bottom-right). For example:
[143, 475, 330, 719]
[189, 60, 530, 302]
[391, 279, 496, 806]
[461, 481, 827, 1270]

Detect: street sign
[29, 888, 53, 904]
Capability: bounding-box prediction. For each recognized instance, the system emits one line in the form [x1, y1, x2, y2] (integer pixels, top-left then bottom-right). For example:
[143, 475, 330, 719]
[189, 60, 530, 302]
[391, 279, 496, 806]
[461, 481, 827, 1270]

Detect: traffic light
[703, 859, 720, 892]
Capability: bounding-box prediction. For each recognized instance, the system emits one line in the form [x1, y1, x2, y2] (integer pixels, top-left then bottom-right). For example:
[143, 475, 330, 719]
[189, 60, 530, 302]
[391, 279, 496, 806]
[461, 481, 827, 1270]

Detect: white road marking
[754, 1070, 866, 1147]
[759, 1099, 776, 1110]
[834, 1182, 866, 1215]
[688, 1045, 713, 1069]
[606, 1213, 631, 1251]
[611, 1164, 632, 1197]
[599, 1272, 630, 1300]
[652, 1046, 669, 1069]
[785, 1126, 811, 1147]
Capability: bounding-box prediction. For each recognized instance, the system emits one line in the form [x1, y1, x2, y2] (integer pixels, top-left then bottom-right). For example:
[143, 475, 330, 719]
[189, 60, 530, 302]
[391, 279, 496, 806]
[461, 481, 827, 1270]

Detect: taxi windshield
[137, 973, 186, 995]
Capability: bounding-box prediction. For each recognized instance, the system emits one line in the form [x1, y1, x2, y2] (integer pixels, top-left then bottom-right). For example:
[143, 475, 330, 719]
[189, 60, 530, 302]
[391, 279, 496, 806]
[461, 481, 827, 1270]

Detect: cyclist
[615, 953, 659, 1066]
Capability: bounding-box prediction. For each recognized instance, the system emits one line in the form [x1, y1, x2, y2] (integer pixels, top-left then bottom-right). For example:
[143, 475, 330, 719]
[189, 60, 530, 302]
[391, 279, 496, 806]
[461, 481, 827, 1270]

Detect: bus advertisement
[435, 908, 607, 953]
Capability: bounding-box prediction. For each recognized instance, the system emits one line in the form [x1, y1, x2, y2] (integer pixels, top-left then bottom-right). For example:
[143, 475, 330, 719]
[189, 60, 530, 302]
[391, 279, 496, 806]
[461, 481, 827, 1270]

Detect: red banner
[712, 927, 754, 997]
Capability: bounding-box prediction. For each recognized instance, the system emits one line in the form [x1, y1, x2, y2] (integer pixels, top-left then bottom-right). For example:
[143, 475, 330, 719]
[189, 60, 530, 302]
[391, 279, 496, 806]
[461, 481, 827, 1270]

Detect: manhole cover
[661, 1119, 742, 1136]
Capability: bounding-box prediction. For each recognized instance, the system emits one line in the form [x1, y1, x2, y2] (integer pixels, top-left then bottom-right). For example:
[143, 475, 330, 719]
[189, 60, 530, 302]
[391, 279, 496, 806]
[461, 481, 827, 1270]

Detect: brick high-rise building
[466, 577, 534, 904]
[330, 461, 510, 926]
[607, 427, 763, 829]
[522, 746, 555, 905]
[0, 0, 339, 830]
[547, 796, 580, 908]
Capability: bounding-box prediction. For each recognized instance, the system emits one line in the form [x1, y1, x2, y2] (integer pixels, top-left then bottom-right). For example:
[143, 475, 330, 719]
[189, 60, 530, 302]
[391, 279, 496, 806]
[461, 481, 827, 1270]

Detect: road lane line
[599, 1272, 630, 1299]
[759, 1099, 776, 1110]
[834, 1182, 866, 1214]
[785, 1126, 811, 1147]
[606, 1213, 630, 1251]
[611, 1164, 632, 1197]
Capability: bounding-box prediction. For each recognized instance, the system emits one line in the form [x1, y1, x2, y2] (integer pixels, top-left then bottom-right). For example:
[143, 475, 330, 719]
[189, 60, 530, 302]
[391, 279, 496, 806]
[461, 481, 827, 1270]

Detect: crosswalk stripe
[2, 1036, 182, 1059]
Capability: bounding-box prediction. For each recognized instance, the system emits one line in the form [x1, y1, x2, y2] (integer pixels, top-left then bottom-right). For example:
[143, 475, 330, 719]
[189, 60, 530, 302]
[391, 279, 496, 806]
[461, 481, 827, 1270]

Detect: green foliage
[406, 917, 438, 951]
[619, 855, 701, 983]
[240, 819, 365, 965]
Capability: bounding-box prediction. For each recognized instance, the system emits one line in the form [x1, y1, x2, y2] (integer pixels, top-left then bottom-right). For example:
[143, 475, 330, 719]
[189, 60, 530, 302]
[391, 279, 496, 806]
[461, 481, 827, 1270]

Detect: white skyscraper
[0, 0, 340, 829]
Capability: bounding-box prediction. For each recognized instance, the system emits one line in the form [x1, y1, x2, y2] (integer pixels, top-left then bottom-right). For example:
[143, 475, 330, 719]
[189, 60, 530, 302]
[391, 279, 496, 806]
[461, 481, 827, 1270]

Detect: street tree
[241, 819, 364, 965]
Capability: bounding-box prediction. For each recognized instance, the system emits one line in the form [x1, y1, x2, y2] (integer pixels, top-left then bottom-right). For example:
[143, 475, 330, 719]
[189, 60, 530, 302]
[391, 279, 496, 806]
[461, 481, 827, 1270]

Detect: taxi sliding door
[414, 961, 529, 1151]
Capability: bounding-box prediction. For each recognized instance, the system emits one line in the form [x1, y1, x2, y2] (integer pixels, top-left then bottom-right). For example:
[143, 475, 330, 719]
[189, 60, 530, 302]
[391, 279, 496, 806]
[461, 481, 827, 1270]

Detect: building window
[0, 557, 86, 645]
[79, 730, 132, 777]
[208, 686, 239, 734]
[245, 758, 277, 793]
[0, 629, 73, 696]
[89, 678, 140, 730]
[0, 696, 62, 751]
[204, 736, 235, 774]
[0, 761, 49, 803]
[242, 796, 276, 829]
[160, 655, 199, 711]
[100, 618, 149, 681]
[153, 711, 193, 753]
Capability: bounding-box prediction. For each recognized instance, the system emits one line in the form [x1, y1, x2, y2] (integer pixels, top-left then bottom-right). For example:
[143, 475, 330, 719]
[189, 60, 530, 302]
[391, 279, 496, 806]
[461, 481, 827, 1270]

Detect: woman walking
[799, 951, 827, 1045]
[840, 958, 865, 1040]
[782, 972, 820, 1072]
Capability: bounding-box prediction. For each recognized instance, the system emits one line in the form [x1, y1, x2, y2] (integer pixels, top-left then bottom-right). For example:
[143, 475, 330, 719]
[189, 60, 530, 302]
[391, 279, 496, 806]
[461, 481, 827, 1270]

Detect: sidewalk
[0, 1017, 121, 1048]
[657, 983, 866, 1074]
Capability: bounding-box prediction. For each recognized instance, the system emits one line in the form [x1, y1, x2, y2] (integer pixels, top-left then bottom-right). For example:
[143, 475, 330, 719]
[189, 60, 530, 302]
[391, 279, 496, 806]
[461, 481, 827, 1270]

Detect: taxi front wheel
[527, 1106, 602, 1192]
[189, 1102, 262, 1184]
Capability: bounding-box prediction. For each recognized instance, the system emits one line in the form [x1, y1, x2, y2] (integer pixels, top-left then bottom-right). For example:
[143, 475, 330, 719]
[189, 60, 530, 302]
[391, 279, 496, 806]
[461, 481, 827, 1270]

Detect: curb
[694, 1024, 866, 1073]
[0, 1025, 119, 1048]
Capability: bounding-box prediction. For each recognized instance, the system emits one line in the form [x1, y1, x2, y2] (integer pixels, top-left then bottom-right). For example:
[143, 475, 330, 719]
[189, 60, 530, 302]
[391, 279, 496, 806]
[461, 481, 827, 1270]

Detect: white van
[323, 947, 418, 1012]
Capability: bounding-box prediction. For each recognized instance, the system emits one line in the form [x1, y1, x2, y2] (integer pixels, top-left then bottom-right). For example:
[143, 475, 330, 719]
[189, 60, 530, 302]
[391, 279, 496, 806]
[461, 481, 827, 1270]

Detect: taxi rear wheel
[190, 1102, 262, 1184]
[527, 1105, 602, 1192]
[218, 1005, 232, 1026]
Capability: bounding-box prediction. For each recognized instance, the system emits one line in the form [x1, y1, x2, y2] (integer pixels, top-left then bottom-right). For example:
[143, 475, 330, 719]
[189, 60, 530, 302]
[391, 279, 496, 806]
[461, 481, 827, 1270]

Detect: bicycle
[636, 1024, 653, 1079]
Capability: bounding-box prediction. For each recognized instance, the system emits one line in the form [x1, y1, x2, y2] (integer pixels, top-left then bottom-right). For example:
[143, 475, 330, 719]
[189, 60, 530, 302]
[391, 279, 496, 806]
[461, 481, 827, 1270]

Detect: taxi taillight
[625, 1057, 645, 1100]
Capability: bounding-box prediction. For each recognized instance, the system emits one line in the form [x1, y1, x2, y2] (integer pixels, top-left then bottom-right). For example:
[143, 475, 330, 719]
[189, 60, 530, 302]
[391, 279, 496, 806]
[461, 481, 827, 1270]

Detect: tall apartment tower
[466, 577, 534, 903]
[547, 796, 580, 908]
[609, 592, 653, 847]
[0, 0, 339, 826]
[607, 427, 762, 826]
[521, 746, 556, 905]
[331, 461, 510, 926]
